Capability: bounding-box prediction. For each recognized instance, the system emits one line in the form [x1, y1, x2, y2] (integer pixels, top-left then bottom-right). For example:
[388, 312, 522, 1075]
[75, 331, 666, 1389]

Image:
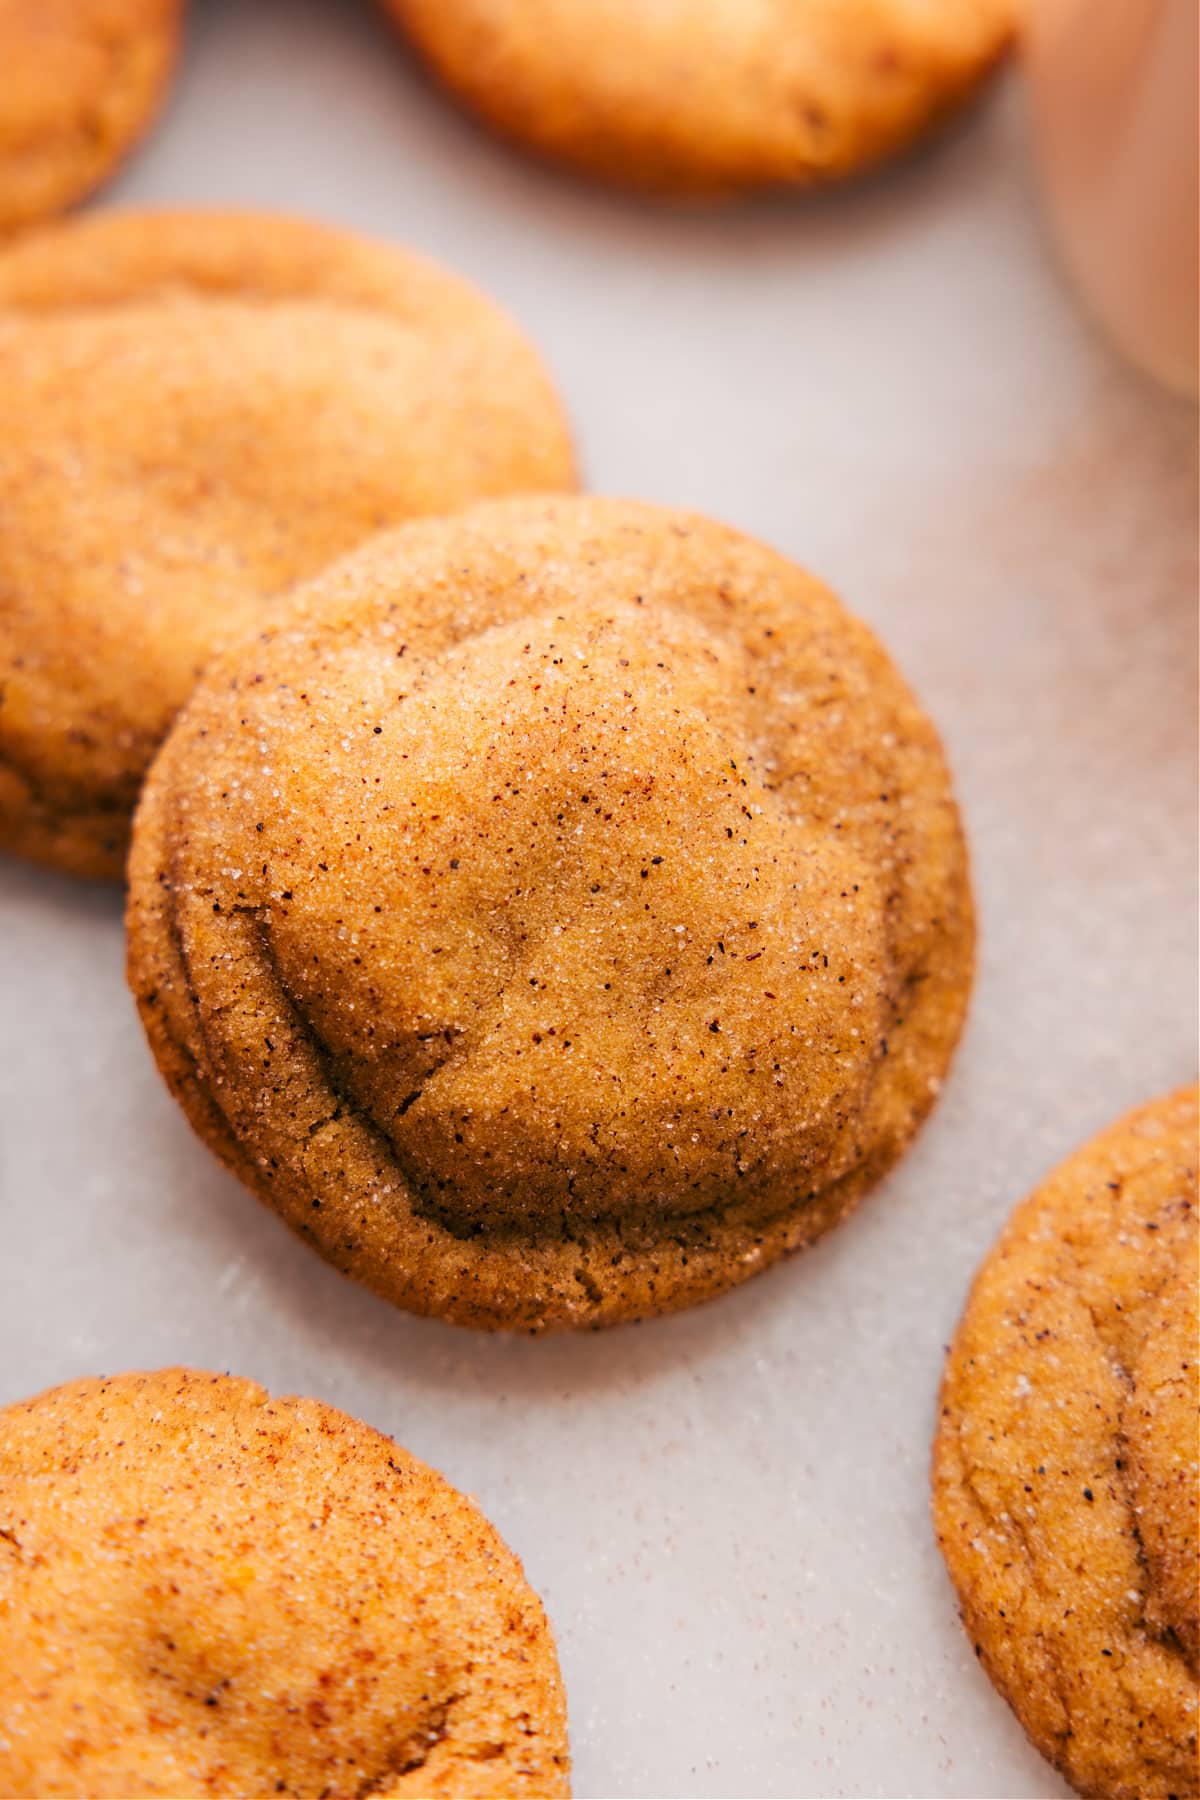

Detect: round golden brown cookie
[0, 209, 575, 881]
[127, 495, 974, 1332]
[932, 1085, 1199, 1800]
[0, 1367, 571, 1798]
[0, 1, 182, 233]
[380, 0, 1016, 198]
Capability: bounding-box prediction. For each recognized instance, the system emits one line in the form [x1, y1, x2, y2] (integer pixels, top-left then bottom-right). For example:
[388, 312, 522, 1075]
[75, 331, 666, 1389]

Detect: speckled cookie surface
[0, 209, 575, 880]
[381, 0, 1016, 197]
[0, 0, 181, 233]
[0, 1368, 571, 1798]
[932, 1085, 1199, 1800]
[127, 495, 974, 1331]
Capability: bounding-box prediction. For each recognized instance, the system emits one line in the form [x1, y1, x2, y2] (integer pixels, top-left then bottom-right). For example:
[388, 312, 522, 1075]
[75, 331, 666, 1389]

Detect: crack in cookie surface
[128, 496, 974, 1329]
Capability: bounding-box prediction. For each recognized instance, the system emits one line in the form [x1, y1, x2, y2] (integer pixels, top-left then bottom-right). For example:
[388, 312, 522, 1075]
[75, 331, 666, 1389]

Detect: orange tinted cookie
[382, 0, 1016, 198]
[932, 1085, 1199, 1800]
[0, 209, 575, 879]
[0, 1368, 571, 1797]
[0, 0, 182, 233]
[127, 495, 974, 1331]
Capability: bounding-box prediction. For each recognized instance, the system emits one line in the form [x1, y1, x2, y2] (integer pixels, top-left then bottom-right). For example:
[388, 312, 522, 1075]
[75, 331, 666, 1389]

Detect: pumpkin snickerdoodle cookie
[0, 0, 182, 233]
[127, 495, 974, 1332]
[381, 0, 1016, 199]
[0, 1367, 571, 1798]
[0, 208, 575, 880]
[932, 1084, 1199, 1800]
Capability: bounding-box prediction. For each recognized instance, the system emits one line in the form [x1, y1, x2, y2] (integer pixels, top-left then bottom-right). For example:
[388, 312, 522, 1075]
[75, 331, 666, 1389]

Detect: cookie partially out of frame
[932, 1085, 1199, 1800]
[128, 494, 974, 1332]
[0, 0, 182, 233]
[381, 0, 1016, 198]
[0, 1368, 571, 1797]
[0, 209, 575, 879]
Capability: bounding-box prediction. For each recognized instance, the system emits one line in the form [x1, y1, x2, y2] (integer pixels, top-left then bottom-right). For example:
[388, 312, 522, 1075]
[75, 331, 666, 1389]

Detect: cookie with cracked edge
[0, 208, 576, 880]
[932, 1084, 1199, 1800]
[380, 0, 1016, 198]
[0, 0, 182, 233]
[127, 494, 974, 1331]
[0, 1367, 571, 1798]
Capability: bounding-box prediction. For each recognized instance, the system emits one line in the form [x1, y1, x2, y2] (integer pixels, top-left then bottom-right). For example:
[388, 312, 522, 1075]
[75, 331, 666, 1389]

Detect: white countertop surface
[1, 3, 1196, 1795]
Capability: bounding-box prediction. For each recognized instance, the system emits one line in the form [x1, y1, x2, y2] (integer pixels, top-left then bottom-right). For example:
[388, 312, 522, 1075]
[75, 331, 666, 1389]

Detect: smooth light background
[1, 3, 1195, 1796]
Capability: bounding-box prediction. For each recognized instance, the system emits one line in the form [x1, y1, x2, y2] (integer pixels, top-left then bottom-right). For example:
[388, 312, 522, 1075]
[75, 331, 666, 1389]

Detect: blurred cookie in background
[0, 0, 183, 233]
[381, 0, 1016, 199]
[0, 208, 576, 880]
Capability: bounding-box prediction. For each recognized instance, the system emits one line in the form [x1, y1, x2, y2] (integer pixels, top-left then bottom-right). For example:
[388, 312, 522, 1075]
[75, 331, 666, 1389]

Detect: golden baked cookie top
[382, 0, 1016, 197]
[0, 208, 575, 880]
[128, 495, 974, 1332]
[0, 0, 181, 233]
[0, 1367, 571, 1798]
[932, 1085, 1199, 1800]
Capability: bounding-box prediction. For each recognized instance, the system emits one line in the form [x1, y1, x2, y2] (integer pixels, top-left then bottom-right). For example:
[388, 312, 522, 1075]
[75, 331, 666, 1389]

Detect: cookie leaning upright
[0, 209, 575, 880]
[0, 1368, 571, 1797]
[128, 494, 974, 1331]
[932, 1086, 1199, 1800]
[381, 0, 1016, 199]
[0, 1, 182, 233]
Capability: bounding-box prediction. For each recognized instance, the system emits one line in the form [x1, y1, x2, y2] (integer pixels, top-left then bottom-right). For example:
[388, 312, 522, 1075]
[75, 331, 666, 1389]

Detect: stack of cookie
[0, 4, 1194, 1798]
